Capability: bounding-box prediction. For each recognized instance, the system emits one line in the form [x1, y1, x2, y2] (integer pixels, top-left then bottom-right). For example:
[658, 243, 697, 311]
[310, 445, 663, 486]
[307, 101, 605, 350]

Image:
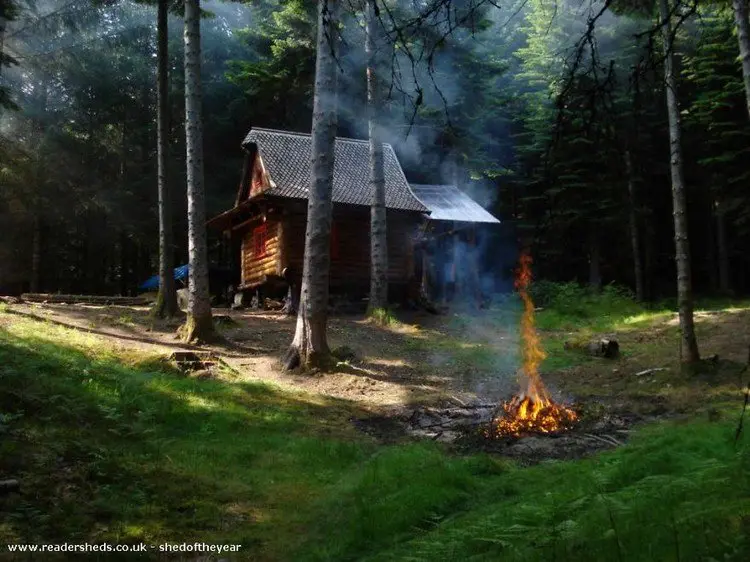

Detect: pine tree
[181, 0, 214, 342]
[284, 0, 339, 370]
[659, 0, 699, 362]
[367, 0, 388, 314]
[152, 0, 178, 318]
[731, 0, 750, 118]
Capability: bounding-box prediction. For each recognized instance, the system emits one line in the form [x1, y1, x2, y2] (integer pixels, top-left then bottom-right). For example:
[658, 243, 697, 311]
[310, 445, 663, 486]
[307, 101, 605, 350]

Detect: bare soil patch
[3, 301, 748, 428]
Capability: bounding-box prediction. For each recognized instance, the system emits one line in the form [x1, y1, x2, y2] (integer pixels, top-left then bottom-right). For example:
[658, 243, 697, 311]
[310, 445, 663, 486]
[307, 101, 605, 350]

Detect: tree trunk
[706, 196, 718, 293]
[181, 0, 214, 342]
[588, 225, 601, 292]
[30, 215, 41, 293]
[659, 0, 700, 363]
[284, 0, 339, 370]
[366, 0, 388, 314]
[625, 150, 644, 301]
[716, 199, 731, 294]
[153, 0, 178, 318]
[732, 0, 750, 119]
[119, 231, 129, 296]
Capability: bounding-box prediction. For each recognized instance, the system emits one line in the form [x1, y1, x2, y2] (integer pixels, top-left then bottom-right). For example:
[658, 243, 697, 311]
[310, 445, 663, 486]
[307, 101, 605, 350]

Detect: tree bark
[706, 196, 718, 293]
[588, 225, 601, 292]
[625, 150, 644, 301]
[30, 215, 41, 293]
[716, 199, 731, 294]
[659, 0, 700, 363]
[119, 231, 128, 296]
[284, 0, 339, 370]
[181, 0, 214, 342]
[366, 0, 388, 314]
[732, 0, 750, 119]
[153, 0, 178, 318]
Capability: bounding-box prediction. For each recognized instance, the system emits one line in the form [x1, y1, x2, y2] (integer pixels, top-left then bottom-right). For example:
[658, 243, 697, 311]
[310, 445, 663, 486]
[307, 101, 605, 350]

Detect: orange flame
[485, 250, 577, 438]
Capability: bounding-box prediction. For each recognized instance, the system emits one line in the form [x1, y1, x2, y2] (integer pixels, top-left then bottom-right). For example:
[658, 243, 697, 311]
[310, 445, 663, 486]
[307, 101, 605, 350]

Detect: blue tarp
[139, 264, 189, 291]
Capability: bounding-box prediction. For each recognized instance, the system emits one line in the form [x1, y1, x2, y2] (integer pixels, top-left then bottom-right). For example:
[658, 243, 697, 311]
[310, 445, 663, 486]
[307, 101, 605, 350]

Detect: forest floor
[1, 292, 750, 560]
[3, 296, 749, 419]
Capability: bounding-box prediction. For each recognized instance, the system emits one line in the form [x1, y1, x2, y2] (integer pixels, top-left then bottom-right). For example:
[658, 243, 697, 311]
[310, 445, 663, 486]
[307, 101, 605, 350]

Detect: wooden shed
[207, 128, 429, 300]
[409, 184, 501, 305]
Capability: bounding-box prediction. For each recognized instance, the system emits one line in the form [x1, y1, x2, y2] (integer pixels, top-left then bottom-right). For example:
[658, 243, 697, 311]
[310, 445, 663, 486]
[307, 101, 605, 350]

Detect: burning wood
[486, 250, 578, 438]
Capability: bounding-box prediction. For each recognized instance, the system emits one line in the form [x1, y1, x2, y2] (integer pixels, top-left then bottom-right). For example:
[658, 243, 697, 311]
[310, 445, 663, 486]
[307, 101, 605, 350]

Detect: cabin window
[253, 224, 268, 258]
[330, 222, 339, 260]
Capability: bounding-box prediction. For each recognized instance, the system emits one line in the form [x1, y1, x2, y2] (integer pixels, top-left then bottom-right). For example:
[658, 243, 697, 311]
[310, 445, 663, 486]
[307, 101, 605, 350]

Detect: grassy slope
[0, 312, 371, 560]
[1, 295, 750, 561]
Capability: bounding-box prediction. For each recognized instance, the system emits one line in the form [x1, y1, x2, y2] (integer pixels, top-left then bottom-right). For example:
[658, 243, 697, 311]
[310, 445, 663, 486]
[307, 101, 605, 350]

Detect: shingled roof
[410, 184, 500, 224]
[242, 128, 428, 212]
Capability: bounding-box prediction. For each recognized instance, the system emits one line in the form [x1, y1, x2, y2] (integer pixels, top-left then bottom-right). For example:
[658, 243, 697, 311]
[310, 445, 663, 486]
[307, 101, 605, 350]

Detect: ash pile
[394, 403, 638, 463]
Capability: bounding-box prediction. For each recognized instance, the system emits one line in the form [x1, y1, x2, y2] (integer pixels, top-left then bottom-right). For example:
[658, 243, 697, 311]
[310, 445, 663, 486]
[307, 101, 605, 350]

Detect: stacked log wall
[240, 218, 281, 288]
[281, 205, 418, 290]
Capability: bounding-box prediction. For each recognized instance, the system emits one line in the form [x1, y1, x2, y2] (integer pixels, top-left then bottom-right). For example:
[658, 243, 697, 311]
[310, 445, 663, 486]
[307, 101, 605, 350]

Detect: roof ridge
[248, 127, 395, 149]
[409, 183, 459, 189]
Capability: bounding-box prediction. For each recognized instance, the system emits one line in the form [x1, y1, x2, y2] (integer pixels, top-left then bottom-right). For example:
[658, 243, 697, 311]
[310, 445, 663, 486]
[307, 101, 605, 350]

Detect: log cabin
[206, 127, 430, 301]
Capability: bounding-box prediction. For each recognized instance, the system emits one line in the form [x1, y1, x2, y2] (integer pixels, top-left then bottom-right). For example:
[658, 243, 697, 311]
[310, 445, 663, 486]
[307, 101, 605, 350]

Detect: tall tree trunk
[366, 0, 388, 314]
[716, 199, 731, 294]
[732, 0, 750, 119]
[659, 0, 700, 363]
[119, 231, 129, 296]
[706, 196, 718, 293]
[284, 0, 339, 370]
[625, 150, 644, 301]
[182, 0, 214, 342]
[153, 0, 178, 318]
[588, 225, 601, 292]
[644, 220, 654, 301]
[30, 215, 41, 292]
[0, 10, 7, 117]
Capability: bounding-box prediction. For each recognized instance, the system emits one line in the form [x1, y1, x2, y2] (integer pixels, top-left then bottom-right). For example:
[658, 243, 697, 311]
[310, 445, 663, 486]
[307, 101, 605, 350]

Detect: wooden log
[20, 294, 149, 306]
[564, 338, 620, 358]
[0, 479, 20, 494]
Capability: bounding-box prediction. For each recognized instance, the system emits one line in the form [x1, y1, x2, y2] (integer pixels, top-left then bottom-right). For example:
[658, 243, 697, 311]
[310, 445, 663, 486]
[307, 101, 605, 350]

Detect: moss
[179, 313, 217, 344]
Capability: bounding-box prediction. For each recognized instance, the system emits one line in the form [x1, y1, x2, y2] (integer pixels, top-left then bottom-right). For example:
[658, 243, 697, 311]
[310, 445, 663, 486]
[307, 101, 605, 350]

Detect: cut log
[20, 293, 149, 306]
[0, 479, 20, 494]
[564, 338, 620, 358]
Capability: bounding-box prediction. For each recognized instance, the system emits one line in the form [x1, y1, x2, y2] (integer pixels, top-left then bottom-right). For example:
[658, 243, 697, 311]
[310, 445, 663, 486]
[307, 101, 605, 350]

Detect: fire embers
[485, 394, 578, 438]
[486, 249, 579, 438]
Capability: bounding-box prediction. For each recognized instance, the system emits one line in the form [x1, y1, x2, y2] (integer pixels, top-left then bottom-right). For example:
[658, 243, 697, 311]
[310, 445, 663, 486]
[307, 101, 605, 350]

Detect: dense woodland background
[1, 0, 749, 300]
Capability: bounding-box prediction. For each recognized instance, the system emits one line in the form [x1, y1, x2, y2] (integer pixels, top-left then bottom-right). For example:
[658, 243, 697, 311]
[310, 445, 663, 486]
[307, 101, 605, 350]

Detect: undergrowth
[297, 422, 750, 562]
[368, 307, 398, 327]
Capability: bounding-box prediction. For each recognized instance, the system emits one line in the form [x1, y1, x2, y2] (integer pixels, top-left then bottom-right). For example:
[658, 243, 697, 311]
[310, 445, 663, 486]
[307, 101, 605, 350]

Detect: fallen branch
[634, 367, 668, 377]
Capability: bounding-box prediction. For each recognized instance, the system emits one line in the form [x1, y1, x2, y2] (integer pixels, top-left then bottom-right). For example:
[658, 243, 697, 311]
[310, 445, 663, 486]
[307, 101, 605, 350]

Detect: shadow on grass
[0, 326, 371, 561]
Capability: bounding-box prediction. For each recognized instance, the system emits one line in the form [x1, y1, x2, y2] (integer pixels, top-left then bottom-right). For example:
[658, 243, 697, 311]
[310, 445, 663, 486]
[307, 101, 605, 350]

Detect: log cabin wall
[239, 217, 282, 289]
[280, 203, 419, 293]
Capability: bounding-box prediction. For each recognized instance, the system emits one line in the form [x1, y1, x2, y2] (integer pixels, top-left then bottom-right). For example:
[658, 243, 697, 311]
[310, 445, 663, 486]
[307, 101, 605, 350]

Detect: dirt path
[5, 300, 748, 418]
[4, 302, 503, 411]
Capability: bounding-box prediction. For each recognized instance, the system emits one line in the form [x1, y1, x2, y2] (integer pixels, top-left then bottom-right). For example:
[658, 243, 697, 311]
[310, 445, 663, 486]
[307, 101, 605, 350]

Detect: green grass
[2, 309, 750, 561]
[294, 421, 750, 562]
[0, 316, 372, 560]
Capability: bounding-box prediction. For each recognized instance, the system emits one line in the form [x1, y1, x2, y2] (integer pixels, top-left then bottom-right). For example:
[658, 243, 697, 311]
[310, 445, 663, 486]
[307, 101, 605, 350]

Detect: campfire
[485, 251, 578, 438]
